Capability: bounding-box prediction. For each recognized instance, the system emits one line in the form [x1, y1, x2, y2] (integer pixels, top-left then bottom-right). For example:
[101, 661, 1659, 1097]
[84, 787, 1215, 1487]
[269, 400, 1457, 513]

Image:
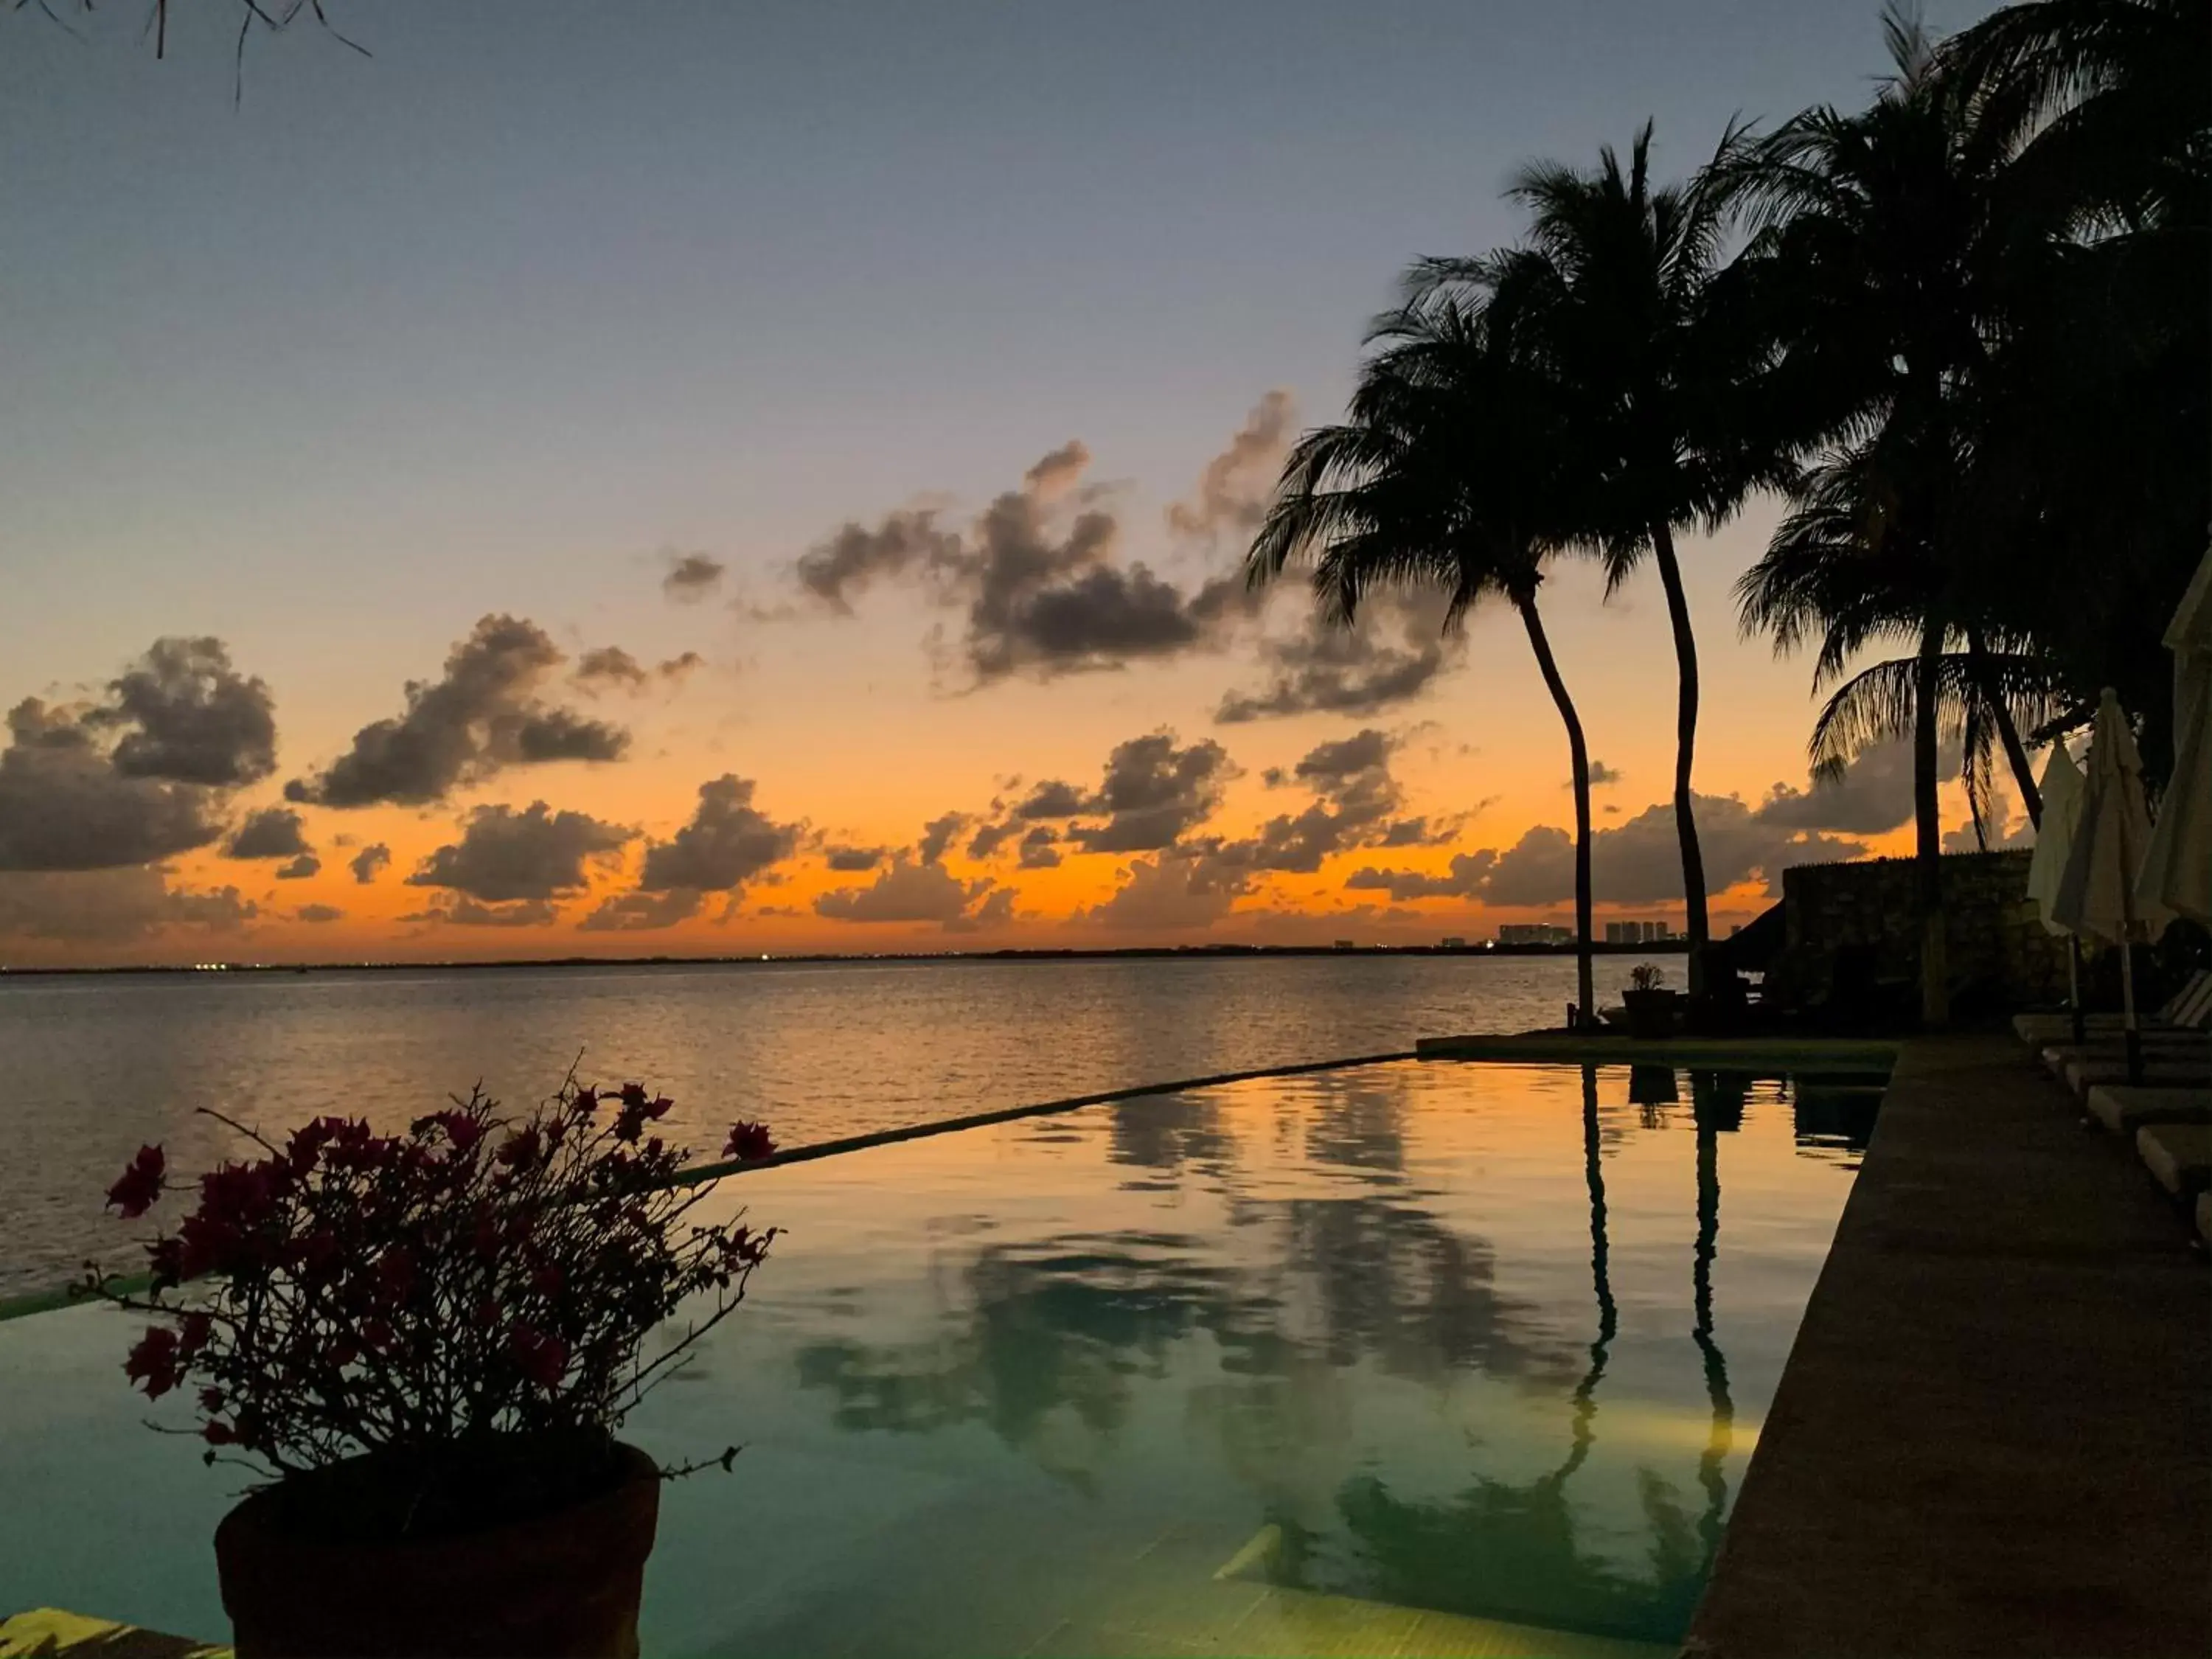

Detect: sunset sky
[0, 0, 2019, 966]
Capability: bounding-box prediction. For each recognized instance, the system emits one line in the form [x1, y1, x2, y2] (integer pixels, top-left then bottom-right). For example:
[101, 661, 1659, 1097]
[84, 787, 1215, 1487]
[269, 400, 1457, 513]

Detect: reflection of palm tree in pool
[1688, 1071, 1738, 1569]
[1559, 1064, 1618, 1484]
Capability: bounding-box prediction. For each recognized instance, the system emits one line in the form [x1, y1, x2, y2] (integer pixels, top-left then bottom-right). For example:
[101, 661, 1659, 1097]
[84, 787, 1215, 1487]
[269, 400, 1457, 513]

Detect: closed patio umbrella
[2136, 542, 2212, 926]
[2053, 690, 2173, 1082]
[2025, 739, 2087, 1037]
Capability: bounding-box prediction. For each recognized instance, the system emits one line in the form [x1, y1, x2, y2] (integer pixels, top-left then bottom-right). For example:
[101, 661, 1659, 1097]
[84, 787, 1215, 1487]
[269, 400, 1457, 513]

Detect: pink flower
[723, 1121, 776, 1164]
[106, 1145, 165, 1219]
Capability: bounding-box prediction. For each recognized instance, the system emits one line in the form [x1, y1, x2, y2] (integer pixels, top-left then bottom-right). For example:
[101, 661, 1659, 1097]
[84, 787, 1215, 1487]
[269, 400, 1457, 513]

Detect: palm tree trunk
[1647, 521, 1708, 998]
[1520, 594, 1595, 1027]
[1915, 613, 1949, 1026]
[1966, 630, 2043, 830]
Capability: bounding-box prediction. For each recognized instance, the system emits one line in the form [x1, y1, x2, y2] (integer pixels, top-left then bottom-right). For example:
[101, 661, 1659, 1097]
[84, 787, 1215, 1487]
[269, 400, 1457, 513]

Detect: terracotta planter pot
[215, 1440, 660, 1658]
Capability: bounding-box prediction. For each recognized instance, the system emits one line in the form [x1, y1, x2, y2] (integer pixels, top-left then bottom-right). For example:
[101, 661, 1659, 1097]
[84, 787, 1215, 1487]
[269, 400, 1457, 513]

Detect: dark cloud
[91, 637, 278, 787]
[407, 896, 560, 928]
[1018, 826, 1061, 869]
[274, 854, 321, 880]
[1023, 440, 1092, 498]
[636, 775, 801, 894]
[349, 844, 391, 885]
[917, 811, 968, 866]
[1077, 846, 1253, 931]
[661, 553, 726, 603]
[1346, 793, 1868, 907]
[964, 821, 1015, 861]
[223, 807, 312, 860]
[1216, 588, 1456, 724]
[407, 802, 631, 904]
[814, 855, 995, 927]
[824, 844, 888, 872]
[795, 510, 961, 613]
[573, 647, 648, 692]
[577, 888, 704, 933]
[295, 903, 344, 924]
[1068, 732, 1234, 853]
[287, 616, 630, 808]
[1166, 390, 1295, 546]
[1752, 738, 1948, 835]
[657, 652, 706, 684]
[0, 698, 228, 872]
[1587, 761, 1623, 787]
[947, 885, 1020, 933]
[1012, 779, 1085, 820]
[0, 869, 257, 946]
[1206, 729, 1440, 874]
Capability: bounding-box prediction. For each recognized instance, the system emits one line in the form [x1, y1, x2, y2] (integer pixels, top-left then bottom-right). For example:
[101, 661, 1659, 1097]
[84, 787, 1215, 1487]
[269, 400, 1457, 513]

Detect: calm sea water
[0, 954, 1582, 1299]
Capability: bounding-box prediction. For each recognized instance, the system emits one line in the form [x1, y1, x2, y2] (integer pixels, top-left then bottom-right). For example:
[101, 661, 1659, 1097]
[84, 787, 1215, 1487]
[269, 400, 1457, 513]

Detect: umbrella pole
[2068, 937, 2084, 1046]
[2121, 942, 2142, 1087]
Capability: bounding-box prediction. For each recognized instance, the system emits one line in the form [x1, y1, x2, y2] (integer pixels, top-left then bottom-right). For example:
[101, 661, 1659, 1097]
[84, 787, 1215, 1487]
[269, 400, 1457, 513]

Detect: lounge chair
[2135, 1123, 2212, 1197]
[2062, 1051, 2212, 1098]
[2013, 969, 2212, 1047]
[2084, 1085, 2212, 1135]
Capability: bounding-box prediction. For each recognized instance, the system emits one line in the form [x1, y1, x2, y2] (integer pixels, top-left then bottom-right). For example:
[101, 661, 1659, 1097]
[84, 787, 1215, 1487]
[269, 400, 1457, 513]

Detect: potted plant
[1621, 962, 1681, 1039]
[88, 1074, 780, 1659]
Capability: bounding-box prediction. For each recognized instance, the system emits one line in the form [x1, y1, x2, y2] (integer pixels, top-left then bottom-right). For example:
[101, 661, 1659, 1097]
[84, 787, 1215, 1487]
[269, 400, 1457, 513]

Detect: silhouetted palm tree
[1406, 125, 1780, 1000]
[1248, 297, 1601, 1024]
[1711, 12, 2031, 1022]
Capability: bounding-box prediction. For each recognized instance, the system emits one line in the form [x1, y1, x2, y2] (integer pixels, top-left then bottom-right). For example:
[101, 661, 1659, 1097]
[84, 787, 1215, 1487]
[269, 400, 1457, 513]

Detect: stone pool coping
[1681, 1032, 2212, 1659]
[1416, 1032, 1900, 1071]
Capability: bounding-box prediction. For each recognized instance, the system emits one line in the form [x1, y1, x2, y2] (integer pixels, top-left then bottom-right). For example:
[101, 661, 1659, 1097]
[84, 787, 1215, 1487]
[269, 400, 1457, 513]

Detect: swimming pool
[0, 1060, 1879, 1657]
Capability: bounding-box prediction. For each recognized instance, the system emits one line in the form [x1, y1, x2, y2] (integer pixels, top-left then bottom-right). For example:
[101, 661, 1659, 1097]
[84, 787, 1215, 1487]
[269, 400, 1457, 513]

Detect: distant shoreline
[0, 941, 1692, 978]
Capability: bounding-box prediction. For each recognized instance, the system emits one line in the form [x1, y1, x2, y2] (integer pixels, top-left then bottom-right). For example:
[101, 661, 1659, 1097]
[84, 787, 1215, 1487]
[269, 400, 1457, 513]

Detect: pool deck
[1416, 1033, 1898, 1071]
[1682, 1032, 2211, 1659]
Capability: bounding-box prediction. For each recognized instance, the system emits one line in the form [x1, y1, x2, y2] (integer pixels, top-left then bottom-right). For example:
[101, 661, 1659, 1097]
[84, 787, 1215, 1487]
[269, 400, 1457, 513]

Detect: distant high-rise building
[1498, 923, 1575, 946]
[1441, 936, 1467, 949]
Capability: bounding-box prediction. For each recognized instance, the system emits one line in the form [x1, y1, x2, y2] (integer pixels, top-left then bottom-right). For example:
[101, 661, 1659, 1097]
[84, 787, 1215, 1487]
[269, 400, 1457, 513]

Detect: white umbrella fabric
[2136, 542, 2212, 926]
[2053, 689, 2172, 1082]
[2025, 738, 2088, 1037]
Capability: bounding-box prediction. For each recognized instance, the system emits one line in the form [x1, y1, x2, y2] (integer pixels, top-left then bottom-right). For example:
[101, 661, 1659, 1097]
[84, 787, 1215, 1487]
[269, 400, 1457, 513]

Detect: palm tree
[1711, 13, 2031, 1023]
[1247, 296, 1601, 1025]
[1406, 125, 1779, 1001]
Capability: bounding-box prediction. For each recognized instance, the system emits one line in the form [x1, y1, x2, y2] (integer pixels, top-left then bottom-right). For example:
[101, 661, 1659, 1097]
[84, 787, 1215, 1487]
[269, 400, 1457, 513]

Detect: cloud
[275, 854, 321, 880]
[1217, 587, 1456, 723]
[287, 615, 630, 807]
[574, 647, 649, 692]
[824, 844, 887, 872]
[1166, 390, 1295, 546]
[636, 775, 801, 894]
[917, 810, 968, 866]
[1586, 761, 1623, 787]
[791, 443, 1256, 682]
[90, 638, 278, 787]
[295, 903, 345, 924]
[964, 820, 1015, 860]
[656, 651, 705, 684]
[0, 868, 257, 946]
[1077, 846, 1252, 931]
[661, 552, 726, 603]
[1752, 737, 1958, 835]
[0, 698, 229, 872]
[946, 885, 1020, 933]
[576, 888, 705, 932]
[795, 510, 961, 614]
[1068, 732, 1234, 852]
[814, 855, 995, 927]
[223, 807, 311, 860]
[1346, 792, 1868, 906]
[407, 801, 631, 903]
[1012, 779, 1085, 819]
[1018, 826, 1061, 869]
[349, 844, 391, 885]
[1203, 728, 1439, 874]
[407, 896, 559, 928]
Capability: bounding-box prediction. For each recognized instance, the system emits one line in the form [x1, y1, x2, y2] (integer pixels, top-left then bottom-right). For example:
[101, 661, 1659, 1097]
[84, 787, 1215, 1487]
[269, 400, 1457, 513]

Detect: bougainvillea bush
[88, 1075, 777, 1524]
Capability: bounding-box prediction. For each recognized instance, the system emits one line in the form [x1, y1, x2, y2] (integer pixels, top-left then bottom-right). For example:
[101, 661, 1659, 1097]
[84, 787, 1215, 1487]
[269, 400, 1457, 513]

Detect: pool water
[0, 1060, 1878, 1658]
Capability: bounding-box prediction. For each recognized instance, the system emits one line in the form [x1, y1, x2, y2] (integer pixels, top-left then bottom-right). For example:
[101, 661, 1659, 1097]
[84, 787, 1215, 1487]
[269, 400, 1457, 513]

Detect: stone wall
[1764, 850, 2071, 1014]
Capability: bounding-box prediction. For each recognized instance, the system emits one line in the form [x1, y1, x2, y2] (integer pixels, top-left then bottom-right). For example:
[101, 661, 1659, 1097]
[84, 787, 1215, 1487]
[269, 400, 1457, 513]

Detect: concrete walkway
[1684, 1033, 2211, 1659]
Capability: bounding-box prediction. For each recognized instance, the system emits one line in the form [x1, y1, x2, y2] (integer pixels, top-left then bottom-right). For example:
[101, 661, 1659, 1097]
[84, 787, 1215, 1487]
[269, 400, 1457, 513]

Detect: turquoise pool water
[0, 1060, 1877, 1657]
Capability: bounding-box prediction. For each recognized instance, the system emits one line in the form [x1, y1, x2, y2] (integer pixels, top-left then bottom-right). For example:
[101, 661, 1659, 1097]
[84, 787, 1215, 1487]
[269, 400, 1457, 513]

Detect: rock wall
[1765, 851, 2071, 1014]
